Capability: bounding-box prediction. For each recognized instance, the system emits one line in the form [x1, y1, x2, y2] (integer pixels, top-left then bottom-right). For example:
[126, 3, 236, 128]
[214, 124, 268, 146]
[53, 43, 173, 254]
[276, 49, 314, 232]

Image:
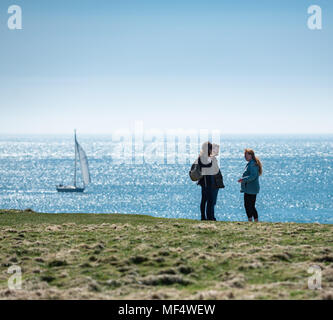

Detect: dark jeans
[200, 178, 219, 220]
[244, 193, 258, 220]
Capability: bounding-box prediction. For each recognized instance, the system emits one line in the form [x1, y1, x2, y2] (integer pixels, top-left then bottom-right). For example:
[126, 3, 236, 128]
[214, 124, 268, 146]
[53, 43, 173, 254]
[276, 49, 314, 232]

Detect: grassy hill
[0, 209, 332, 300]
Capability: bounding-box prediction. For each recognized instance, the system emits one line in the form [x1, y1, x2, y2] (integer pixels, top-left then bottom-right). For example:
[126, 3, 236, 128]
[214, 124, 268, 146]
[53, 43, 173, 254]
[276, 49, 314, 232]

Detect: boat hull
[56, 186, 85, 193]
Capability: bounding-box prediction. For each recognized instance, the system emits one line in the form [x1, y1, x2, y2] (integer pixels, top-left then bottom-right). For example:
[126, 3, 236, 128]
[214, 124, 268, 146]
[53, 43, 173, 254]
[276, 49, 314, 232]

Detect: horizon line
[1, 132, 333, 136]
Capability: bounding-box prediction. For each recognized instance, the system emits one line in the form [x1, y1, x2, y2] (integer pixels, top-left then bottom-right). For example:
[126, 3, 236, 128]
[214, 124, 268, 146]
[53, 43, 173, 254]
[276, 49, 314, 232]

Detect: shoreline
[0, 209, 331, 226]
[0, 209, 332, 300]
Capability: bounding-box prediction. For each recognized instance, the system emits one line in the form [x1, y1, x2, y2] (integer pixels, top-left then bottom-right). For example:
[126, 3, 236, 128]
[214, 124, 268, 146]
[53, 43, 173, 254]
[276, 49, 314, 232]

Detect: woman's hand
[238, 178, 243, 183]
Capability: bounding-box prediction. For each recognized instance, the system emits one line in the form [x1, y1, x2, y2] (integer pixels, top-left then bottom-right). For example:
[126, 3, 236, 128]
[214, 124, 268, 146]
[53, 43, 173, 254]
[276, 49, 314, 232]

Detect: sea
[0, 134, 332, 224]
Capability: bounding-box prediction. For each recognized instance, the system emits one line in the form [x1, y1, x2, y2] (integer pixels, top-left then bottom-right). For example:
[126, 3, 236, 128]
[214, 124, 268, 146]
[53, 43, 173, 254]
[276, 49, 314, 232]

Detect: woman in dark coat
[196, 142, 221, 221]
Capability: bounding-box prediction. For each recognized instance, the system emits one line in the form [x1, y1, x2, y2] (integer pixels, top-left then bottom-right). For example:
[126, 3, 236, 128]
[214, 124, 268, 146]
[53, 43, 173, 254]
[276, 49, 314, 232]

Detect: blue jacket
[240, 159, 260, 194]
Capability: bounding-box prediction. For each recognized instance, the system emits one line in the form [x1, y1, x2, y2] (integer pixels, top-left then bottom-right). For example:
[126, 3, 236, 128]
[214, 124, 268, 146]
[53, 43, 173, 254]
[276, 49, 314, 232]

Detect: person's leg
[200, 187, 207, 220]
[212, 188, 218, 221]
[251, 194, 258, 222]
[213, 188, 219, 206]
[247, 194, 258, 222]
[206, 187, 215, 220]
[244, 193, 253, 221]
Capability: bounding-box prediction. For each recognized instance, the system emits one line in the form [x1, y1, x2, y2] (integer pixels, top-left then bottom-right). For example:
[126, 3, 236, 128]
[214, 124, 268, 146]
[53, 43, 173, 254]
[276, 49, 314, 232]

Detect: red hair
[245, 148, 263, 176]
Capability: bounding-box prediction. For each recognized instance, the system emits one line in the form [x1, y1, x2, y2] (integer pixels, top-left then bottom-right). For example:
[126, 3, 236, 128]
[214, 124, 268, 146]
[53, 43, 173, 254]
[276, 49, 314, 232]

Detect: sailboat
[56, 130, 91, 193]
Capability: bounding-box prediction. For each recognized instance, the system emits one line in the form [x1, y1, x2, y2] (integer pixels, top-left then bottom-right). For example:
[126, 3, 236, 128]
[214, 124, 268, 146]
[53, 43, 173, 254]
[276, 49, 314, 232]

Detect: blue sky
[0, 0, 332, 134]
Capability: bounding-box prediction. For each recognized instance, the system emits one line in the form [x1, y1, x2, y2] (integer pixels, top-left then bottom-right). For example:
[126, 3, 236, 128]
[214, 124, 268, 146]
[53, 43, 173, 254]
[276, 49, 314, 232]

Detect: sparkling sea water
[0, 135, 332, 224]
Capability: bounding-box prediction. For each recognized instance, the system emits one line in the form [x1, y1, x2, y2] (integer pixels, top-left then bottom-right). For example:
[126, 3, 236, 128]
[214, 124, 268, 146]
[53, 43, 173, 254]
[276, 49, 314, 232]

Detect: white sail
[75, 140, 91, 186]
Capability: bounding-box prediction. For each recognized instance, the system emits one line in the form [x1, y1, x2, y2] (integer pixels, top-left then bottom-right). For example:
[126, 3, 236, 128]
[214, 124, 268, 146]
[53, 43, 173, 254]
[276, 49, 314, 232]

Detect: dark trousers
[244, 193, 258, 220]
[201, 185, 219, 221]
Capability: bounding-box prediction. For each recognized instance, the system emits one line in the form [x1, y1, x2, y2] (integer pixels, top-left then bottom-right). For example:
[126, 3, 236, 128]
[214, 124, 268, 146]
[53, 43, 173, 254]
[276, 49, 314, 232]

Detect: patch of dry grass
[0, 210, 332, 300]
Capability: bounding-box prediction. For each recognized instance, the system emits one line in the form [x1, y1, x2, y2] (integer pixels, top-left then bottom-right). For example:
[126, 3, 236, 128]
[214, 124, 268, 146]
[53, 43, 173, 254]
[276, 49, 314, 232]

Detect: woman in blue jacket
[238, 149, 263, 222]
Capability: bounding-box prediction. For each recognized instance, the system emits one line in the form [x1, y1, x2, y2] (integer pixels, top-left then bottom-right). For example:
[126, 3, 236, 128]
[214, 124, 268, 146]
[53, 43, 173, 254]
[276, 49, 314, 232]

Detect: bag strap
[198, 156, 212, 168]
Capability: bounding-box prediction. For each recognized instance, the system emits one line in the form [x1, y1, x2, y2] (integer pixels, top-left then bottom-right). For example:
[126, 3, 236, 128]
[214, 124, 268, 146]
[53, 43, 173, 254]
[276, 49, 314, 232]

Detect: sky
[0, 0, 332, 134]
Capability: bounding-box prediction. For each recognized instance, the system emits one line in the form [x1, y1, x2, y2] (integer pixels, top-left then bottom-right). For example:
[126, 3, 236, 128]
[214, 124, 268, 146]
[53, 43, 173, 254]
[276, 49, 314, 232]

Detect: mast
[74, 129, 77, 187]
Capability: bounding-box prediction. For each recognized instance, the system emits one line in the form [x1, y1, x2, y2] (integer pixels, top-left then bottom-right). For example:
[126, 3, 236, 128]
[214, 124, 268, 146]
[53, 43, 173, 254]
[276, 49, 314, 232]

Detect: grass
[0, 209, 332, 300]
